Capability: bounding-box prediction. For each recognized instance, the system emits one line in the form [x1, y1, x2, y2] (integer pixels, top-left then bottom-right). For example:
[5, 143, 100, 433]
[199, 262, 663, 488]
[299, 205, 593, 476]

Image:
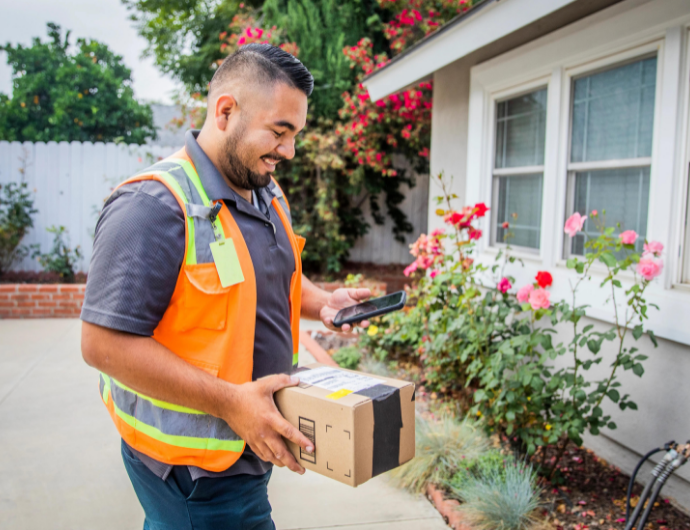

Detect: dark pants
[121, 442, 275, 530]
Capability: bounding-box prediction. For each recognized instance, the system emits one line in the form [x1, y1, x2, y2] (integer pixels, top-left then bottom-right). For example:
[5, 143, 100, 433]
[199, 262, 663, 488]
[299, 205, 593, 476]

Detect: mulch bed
[537, 444, 690, 530]
[309, 261, 412, 293]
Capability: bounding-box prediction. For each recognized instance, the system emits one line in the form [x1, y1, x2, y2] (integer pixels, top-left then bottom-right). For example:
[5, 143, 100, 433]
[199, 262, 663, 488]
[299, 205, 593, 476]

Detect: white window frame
[561, 51, 660, 260]
[490, 85, 549, 253]
[465, 0, 690, 345]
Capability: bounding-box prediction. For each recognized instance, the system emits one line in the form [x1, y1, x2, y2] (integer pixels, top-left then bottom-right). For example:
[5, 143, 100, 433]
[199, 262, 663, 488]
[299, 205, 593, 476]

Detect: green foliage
[332, 345, 362, 370]
[122, 0, 255, 94]
[361, 174, 659, 464]
[454, 460, 542, 530]
[0, 23, 155, 144]
[389, 416, 487, 493]
[447, 449, 511, 492]
[32, 226, 82, 283]
[263, 0, 386, 120]
[0, 181, 37, 274]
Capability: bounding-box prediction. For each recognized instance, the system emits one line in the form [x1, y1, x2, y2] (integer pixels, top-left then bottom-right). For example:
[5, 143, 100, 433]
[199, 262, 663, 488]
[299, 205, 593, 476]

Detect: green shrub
[360, 174, 659, 464]
[389, 416, 487, 494]
[32, 226, 82, 282]
[358, 356, 392, 377]
[455, 460, 542, 530]
[447, 450, 511, 493]
[332, 346, 362, 370]
[0, 181, 37, 274]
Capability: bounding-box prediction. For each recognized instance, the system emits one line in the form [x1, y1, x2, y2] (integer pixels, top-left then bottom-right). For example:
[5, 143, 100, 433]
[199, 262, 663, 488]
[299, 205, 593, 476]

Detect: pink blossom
[643, 240, 664, 257]
[591, 210, 598, 216]
[430, 228, 445, 237]
[403, 261, 418, 277]
[516, 284, 534, 303]
[564, 213, 587, 237]
[619, 230, 638, 245]
[529, 288, 551, 310]
[497, 277, 512, 293]
[637, 257, 663, 281]
[429, 270, 440, 279]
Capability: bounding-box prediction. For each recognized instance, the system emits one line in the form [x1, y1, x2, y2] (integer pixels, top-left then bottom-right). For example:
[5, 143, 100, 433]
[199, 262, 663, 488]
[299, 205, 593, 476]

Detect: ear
[213, 94, 238, 131]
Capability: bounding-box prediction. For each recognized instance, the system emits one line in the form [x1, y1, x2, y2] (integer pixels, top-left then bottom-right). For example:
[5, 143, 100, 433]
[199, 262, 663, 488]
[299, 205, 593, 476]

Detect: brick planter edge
[0, 284, 85, 319]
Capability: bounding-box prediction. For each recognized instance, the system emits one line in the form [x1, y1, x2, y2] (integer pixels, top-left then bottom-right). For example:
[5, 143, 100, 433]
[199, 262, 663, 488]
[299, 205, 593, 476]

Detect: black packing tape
[355, 384, 403, 477]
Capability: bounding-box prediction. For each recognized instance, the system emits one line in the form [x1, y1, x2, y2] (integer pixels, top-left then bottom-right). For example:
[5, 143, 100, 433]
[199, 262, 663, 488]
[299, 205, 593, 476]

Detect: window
[492, 88, 547, 249]
[566, 56, 657, 255]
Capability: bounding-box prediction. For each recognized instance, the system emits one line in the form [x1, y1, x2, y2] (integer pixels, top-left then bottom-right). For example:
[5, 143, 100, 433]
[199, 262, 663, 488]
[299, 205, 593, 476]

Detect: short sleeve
[80, 180, 185, 336]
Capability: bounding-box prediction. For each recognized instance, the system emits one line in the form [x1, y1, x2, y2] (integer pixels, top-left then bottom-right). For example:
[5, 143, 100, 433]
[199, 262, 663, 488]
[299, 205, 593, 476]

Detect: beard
[219, 122, 274, 191]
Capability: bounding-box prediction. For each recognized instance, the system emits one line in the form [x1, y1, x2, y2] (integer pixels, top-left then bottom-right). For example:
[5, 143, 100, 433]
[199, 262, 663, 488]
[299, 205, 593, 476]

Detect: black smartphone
[332, 290, 407, 328]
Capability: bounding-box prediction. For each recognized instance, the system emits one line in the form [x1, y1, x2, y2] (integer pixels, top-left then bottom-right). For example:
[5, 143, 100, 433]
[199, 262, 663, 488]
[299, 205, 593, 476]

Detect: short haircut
[209, 43, 314, 98]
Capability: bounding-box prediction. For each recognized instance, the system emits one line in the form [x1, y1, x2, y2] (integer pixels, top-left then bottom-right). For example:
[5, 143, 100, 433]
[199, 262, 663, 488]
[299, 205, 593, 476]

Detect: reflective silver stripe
[109, 378, 241, 441]
[186, 203, 213, 220]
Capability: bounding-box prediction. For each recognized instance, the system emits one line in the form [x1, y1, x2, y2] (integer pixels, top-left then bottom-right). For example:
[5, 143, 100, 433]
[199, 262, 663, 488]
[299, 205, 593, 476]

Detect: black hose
[636, 475, 667, 530]
[625, 447, 663, 522]
[625, 478, 657, 530]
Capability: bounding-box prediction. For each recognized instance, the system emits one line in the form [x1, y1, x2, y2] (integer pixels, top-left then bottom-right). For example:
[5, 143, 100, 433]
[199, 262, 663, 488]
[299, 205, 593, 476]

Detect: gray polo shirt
[81, 130, 296, 480]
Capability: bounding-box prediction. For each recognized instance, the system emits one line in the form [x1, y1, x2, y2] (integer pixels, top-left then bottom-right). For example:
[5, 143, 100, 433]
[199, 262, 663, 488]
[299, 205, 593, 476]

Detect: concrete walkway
[0, 319, 446, 530]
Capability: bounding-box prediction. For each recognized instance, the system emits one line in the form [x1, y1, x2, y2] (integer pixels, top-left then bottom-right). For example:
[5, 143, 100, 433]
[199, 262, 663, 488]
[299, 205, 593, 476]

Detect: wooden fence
[0, 140, 428, 272]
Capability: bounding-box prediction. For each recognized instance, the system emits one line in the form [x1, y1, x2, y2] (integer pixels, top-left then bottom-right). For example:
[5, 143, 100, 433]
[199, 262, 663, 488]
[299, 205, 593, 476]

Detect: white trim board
[362, 0, 580, 101]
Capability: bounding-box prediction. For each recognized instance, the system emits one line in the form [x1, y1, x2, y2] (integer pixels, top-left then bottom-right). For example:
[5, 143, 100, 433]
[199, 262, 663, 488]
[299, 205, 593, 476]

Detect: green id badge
[209, 239, 245, 288]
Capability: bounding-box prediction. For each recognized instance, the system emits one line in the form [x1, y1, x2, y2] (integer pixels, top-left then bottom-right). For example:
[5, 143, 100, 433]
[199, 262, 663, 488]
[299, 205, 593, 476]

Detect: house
[364, 0, 690, 510]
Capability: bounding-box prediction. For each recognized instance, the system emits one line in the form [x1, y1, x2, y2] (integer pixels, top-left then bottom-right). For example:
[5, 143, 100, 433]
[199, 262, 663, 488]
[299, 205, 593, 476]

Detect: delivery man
[80, 43, 370, 530]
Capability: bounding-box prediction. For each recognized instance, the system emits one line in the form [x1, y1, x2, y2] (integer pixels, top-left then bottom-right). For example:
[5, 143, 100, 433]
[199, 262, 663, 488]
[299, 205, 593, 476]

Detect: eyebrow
[273, 120, 297, 132]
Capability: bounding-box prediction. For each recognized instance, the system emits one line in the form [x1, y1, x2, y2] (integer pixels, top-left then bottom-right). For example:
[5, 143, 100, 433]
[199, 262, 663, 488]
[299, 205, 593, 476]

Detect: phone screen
[334, 291, 405, 323]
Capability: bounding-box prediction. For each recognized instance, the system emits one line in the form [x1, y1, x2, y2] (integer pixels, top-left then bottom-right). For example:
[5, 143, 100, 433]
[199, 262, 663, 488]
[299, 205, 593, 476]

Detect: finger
[341, 323, 351, 332]
[348, 288, 371, 301]
[359, 320, 370, 328]
[272, 414, 314, 453]
[266, 435, 304, 474]
[265, 373, 300, 394]
[249, 441, 282, 467]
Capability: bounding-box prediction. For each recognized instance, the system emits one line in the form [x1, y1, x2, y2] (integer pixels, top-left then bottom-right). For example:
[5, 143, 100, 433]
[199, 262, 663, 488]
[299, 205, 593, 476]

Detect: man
[81, 44, 370, 530]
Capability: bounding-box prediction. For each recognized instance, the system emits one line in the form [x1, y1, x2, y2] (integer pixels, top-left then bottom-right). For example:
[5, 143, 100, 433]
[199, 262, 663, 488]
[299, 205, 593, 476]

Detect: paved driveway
[0, 318, 446, 530]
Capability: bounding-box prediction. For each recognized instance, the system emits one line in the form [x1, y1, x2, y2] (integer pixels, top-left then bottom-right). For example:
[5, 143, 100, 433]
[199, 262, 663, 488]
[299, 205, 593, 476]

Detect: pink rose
[564, 213, 587, 237]
[516, 284, 534, 303]
[429, 270, 440, 279]
[591, 210, 598, 216]
[637, 257, 663, 281]
[643, 241, 664, 257]
[497, 277, 512, 293]
[528, 288, 551, 310]
[403, 261, 418, 277]
[619, 230, 638, 245]
[430, 228, 445, 237]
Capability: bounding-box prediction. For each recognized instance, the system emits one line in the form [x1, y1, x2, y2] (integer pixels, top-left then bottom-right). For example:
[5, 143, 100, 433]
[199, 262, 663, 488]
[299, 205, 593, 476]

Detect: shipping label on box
[274, 363, 415, 487]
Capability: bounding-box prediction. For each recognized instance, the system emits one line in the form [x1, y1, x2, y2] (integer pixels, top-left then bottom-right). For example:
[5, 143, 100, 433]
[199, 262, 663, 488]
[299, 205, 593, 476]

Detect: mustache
[261, 152, 286, 162]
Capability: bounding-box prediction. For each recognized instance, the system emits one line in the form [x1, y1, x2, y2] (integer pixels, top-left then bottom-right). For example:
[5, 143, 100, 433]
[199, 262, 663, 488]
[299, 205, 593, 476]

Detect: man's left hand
[320, 288, 371, 332]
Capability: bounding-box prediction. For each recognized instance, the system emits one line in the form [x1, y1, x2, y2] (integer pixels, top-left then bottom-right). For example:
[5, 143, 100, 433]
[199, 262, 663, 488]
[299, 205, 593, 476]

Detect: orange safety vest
[98, 148, 305, 471]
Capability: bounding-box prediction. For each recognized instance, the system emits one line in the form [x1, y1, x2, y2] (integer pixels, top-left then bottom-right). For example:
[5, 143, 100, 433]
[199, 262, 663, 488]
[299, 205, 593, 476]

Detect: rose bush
[361, 176, 662, 468]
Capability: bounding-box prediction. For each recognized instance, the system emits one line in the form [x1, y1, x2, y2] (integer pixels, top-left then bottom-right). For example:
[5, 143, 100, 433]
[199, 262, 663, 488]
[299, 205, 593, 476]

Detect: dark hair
[210, 43, 314, 97]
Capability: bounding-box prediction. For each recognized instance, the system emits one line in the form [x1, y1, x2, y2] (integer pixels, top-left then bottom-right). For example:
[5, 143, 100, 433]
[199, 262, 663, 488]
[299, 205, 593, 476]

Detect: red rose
[535, 271, 553, 288]
[473, 202, 489, 218]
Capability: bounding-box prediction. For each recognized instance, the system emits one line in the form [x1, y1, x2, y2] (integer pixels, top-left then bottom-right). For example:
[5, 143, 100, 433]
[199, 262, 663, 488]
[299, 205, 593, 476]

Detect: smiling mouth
[261, 156, 282, 169]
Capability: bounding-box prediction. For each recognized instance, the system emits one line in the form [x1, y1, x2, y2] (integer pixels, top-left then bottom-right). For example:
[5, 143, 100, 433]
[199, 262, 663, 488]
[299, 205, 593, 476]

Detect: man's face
[219, 82, 308, 190]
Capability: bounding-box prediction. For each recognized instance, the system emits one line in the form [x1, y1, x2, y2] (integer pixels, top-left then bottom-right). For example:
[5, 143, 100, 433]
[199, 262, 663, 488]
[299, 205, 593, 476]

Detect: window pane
[570, 167, 650, 255]
[495, 89, 547, 169]
[495, 174, 543, 249]
[571, 57, 657, 163]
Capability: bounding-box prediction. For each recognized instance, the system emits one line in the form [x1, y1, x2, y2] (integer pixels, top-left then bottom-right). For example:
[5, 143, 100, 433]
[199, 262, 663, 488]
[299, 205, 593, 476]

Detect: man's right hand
[224, 374, 314, 474]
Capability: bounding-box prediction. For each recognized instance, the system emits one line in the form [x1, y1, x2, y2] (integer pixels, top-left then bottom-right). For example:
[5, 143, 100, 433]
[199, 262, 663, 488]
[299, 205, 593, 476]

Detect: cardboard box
[274, 363, 415, 487]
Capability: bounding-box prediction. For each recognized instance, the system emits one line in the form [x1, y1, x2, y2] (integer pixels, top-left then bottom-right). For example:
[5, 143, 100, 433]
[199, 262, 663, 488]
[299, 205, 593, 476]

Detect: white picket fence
[0, 140, 429, 272]
[0, 141, 181, 272]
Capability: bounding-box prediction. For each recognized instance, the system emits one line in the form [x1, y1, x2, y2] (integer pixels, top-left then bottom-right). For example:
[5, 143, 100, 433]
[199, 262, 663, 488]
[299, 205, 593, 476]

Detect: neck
[196, 128, 253, 202]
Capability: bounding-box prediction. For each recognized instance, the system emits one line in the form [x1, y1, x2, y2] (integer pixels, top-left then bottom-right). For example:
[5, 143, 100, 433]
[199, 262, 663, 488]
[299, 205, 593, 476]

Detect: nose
[276, 138, 295, 161]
